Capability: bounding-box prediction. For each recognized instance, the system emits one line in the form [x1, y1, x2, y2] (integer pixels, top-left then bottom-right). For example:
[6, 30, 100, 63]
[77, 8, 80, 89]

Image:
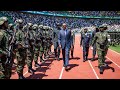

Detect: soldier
[92, 24, 111, 74]
[33, 24, 41, 67]
[0, 16, 12, 79]
[91, 27, 99, 61]
[53, 23, 61, 60]
[47, 27, 53, 56]
[7, 23, 17, 76]
[80, 28, 91, 62]
[25, 23, 36, 74]
[15, 19, 26, 79]
[42, 26, 49, 60]
[38, 25, 45, 63]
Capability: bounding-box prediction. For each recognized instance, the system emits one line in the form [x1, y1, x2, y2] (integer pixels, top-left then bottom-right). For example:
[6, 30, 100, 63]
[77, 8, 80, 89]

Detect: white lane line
[23, 71, 28, 76]
[88, 60, 99, 79]
[109, 49, 120, 55]
[106, 56, 120, 69]
[59, 67, 65, 79]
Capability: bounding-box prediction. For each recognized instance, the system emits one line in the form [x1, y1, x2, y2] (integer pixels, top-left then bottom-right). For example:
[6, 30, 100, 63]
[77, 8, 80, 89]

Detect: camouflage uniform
[38, 25, 45, 63]
[25, 23, 36, 74]
[92, 25, 110, 74]
[15, 19, 26, 79]
[0, 17, 11, 79]
[33, 24, 40, 67]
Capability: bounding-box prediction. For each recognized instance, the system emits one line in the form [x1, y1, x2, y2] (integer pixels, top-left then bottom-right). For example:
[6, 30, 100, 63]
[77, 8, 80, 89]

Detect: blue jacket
[58, 29, 72, 49]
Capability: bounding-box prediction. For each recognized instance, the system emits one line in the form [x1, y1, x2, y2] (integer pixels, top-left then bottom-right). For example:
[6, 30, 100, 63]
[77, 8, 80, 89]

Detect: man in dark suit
[58, 23, 72, 71]
[80, 28, 91, 62]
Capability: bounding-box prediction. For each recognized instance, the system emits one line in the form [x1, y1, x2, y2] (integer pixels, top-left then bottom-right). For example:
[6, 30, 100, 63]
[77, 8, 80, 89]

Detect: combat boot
[40, 56, 45, 63]
[34, 63, 40, 67]
[91, 56, 95, 61]
[18, 74, 26, 79]
[99, 66, 103, 74]
[28, 68, 36, 75]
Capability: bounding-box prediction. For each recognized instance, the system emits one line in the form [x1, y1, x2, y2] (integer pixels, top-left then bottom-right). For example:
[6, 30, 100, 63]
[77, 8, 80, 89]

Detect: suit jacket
[80, 32, 91, 47]
[58, 29, 72, 49]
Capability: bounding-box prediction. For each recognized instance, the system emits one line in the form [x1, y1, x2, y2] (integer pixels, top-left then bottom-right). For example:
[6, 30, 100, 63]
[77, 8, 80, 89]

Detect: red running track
[10, 34, 120, 79]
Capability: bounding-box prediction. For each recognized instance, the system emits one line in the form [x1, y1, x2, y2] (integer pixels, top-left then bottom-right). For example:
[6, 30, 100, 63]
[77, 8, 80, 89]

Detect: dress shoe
[65, 66, 69, 71]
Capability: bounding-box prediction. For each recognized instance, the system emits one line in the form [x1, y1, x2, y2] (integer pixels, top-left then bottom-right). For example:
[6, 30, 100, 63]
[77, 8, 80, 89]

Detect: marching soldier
[80, 28, 91, 62]
[33, 24, 41, 67]
[43, 26, 49, 60]
[53, 23, 61, 60]
[25, 23, 36, 74]
[38, 25, 45, 63]
[0, 16, 12, 79]
[92, 24, 111, 74]
[15, 19, 26, 79]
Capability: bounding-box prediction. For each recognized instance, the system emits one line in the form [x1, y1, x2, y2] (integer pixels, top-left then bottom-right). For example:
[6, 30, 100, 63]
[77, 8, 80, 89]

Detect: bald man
[58, 23, 72, 71]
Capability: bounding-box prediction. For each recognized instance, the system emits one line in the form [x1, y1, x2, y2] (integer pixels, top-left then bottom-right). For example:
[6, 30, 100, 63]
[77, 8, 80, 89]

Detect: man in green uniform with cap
[92, 24, 111, 74]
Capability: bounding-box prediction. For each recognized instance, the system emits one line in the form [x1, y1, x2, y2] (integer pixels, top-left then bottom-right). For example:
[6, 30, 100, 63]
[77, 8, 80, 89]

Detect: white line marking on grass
[59, 67, 65, 79]
[109, 49, 120, 55]
[88, 60, 99, 79]
[106, 56, 120, 69]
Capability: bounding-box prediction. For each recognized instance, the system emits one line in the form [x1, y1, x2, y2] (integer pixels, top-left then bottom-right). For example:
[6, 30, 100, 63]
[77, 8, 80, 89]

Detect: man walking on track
[80, 28, 91, 62]
[58, 23, 72, 71]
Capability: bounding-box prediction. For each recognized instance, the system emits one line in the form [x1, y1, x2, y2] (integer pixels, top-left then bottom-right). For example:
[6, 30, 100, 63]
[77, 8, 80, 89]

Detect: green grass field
[109, 45, 120, 53]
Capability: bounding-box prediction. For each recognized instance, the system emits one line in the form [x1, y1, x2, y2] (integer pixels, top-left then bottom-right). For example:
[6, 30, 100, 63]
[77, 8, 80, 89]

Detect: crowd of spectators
[0, 11, 120, 31]
[41, 11, 120, 17]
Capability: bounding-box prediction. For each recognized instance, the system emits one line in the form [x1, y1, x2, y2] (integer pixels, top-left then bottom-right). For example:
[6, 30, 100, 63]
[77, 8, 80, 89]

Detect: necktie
[65, 30, 67, 36]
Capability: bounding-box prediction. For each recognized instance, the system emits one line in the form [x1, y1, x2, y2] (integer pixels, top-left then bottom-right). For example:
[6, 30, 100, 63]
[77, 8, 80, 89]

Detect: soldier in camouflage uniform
[42, 26, 49, 60]
[33, 24, 41, 67]
[92, 24, 111, 74]
[47, 26, 54, 57]
[53, 23, 61, 60]
[7, 23, 17, 77]
[0, 16, 11, 79]
[38, 25, 45, 63]
[25, 23, 36, 74]
[15, 19, 26, 79]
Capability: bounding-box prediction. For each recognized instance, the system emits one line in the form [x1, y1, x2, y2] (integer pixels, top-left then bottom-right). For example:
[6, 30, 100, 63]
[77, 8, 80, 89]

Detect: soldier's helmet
[0, 16, 8, 26]
[8, 23, 14, 29]
[15, 19, 23, 24]
[32, 24, 38, 30]
[99, 24, 107, 28]
[38, 25, 43, 29]
[43, 26, 48, 30]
